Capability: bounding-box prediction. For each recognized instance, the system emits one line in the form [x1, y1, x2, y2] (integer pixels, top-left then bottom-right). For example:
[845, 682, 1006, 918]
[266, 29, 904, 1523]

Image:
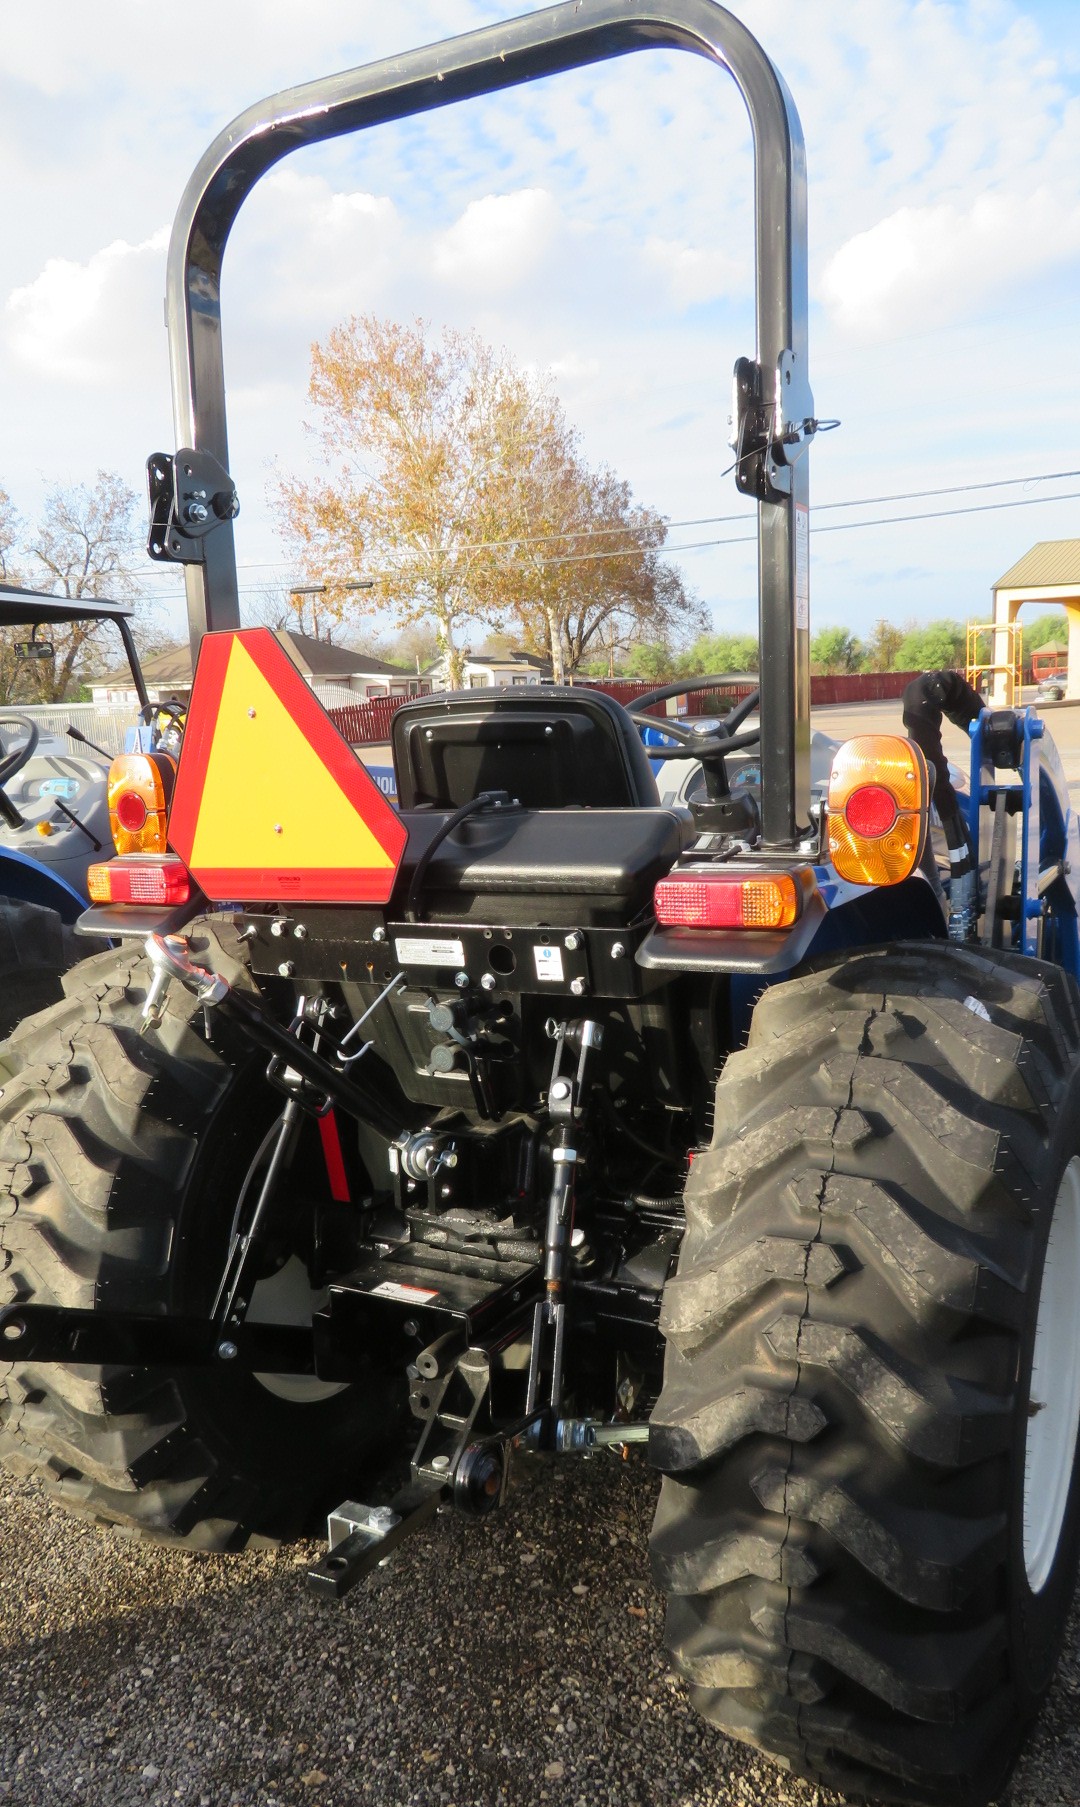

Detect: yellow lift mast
[966, 619, 1023, 705]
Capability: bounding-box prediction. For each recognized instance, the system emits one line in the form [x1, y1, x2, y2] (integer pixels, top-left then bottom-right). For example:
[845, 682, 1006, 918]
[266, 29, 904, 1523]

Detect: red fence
[581, 679, 752, 718]
[810, 670, 921, 705]
[327, 670, 924, 746]
[589, 672, 924, 709]
[326, 694, 402, 745]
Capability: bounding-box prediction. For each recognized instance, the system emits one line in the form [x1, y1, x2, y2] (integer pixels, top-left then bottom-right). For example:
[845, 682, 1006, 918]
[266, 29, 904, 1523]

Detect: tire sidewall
[1008, 1071, 1080, 1700]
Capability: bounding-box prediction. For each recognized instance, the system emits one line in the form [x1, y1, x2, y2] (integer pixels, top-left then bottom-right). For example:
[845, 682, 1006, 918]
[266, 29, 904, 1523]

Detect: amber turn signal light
[827, 735, 930, 886]
[107, 753, 176, 856]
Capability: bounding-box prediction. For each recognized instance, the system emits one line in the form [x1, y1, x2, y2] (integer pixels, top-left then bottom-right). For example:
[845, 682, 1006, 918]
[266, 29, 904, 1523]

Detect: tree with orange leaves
[277, 315, 700, 686]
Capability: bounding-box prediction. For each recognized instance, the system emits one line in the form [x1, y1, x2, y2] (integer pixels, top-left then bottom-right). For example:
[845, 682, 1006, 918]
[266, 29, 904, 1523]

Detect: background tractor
[0, 585, 152, 1032]
[1, 6, 1079, 1807]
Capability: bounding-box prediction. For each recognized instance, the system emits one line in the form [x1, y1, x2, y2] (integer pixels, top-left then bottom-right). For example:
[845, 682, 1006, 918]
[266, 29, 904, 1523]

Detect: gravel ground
[2, 1458, 1079, 1807]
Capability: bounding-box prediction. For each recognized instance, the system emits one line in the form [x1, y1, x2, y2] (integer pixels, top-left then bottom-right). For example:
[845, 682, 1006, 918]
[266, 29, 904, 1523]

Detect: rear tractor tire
[0, 897, 79, 1039]
[650, 942, 1080, 1807]
[0, 918, 405, 1548]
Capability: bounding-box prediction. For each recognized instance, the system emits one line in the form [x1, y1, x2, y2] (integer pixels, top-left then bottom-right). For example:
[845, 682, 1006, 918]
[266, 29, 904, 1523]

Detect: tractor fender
[0, 846, 86, 923]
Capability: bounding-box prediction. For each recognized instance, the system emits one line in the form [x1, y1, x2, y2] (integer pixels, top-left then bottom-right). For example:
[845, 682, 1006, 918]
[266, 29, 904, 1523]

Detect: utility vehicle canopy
[0, 586, 133, 627]
[0, 585, 149, 707]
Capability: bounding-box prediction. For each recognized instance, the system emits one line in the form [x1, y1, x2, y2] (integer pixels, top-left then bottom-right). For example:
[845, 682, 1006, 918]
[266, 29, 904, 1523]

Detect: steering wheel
[141, 697, 186, 756]
[0, 714, 40, 784]
[630, 678, 762, 816]
[0, 714, 40, 830]
[630, 677, 761, 763]
[630, 713, 760, 760]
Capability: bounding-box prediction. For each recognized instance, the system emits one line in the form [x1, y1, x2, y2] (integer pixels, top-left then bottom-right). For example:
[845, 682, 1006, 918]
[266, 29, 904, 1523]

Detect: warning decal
[168, 628, 407, 904]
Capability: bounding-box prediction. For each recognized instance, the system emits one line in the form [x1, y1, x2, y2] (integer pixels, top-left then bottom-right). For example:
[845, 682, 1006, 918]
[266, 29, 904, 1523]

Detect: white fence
[0, 702, 136, 759]
[0, 683, 393, 763]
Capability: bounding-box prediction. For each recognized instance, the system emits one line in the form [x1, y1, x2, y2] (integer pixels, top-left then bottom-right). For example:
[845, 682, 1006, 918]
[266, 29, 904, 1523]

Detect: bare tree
[15, 472, 147, 701]
[0, 488, 24, 586]
[491, 441, 704, 682]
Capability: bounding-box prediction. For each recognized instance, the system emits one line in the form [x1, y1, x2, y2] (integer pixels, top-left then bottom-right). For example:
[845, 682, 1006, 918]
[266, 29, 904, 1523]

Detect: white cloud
[5, 229, 167, 384]
[642, 235, 744, 310]
[432, 189, 561, 293]
[2, 0, 1080, 643]
[233, 169, 404, 331]
[821, 185, 1080, 340]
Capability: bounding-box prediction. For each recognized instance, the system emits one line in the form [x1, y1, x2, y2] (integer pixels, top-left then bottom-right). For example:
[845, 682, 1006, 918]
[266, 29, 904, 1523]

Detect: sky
[2, 0, 1079, 652]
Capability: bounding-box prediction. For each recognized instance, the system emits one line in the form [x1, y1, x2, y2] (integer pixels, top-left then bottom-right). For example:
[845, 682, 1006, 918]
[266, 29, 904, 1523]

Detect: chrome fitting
[141, 933, 230, 1031]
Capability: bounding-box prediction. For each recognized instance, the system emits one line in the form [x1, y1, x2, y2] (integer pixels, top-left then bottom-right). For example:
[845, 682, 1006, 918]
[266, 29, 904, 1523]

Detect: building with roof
[90, 631, 430, 706]
[989, 540, 1080, 703]
[425, 643, 553, 690]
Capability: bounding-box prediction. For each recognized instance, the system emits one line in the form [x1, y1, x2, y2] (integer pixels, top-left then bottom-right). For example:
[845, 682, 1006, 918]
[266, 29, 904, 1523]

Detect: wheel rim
[216, 1108, 348, 1405]
[249, 1256, 349, 1404]
[1023, 1155, 1080, 1591]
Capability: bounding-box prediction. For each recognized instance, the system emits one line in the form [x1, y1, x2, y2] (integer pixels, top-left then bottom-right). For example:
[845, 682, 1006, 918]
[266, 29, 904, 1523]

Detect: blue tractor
[1, 8, 1077, 1806]
[0, 588, 151, 1033]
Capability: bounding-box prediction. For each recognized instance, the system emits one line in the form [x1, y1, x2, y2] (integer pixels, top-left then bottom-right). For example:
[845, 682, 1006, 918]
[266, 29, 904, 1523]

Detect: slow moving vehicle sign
[168, 628, 407, 903]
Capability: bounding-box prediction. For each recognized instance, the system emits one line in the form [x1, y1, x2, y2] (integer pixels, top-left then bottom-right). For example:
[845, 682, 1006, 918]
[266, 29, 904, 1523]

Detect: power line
[817, 489, 1080, 535]
[815, 466, 1080, 513]
[128, 463, 1080, 577]
[432, 464, 1080, 555]
[125, 476, 1079, 605]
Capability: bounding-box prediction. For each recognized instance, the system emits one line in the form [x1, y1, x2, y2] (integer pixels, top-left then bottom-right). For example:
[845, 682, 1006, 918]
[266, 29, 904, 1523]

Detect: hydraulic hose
[902, 670, 981, 938]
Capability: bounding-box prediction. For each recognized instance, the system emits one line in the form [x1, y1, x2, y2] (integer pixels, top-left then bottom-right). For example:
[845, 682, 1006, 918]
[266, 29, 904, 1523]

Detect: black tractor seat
[391, 685, 661, 812]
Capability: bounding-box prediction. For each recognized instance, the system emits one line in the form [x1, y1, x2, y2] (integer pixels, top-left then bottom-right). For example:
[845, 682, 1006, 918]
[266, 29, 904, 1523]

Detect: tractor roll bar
[165, 0, 812, 845]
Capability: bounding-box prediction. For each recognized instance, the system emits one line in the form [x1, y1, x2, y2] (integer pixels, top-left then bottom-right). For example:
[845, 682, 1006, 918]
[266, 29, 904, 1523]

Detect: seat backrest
[391, 686, 660, 810]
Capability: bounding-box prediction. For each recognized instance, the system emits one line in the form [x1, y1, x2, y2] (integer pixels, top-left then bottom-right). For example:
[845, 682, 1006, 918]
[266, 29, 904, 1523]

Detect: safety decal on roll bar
[795, 502, 810, 630]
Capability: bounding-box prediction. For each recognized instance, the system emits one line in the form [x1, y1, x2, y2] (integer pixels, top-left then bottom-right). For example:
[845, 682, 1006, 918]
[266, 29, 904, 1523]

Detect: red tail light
[87, 855, 192, 907]
[844, 783, 898, 837]
[654, 869, 802, 930]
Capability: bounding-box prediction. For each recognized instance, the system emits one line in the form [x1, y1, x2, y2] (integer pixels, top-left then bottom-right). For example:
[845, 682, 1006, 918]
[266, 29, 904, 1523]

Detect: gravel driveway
[2, 1456, 1079, 1807]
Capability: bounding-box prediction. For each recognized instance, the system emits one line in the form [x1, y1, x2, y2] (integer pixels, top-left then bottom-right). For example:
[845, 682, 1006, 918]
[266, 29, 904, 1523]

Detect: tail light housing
[827, 735, 930, 886]
[654, 868, 803, 930]
[107, 753, 176, 856]
[87, 855, 192, 907]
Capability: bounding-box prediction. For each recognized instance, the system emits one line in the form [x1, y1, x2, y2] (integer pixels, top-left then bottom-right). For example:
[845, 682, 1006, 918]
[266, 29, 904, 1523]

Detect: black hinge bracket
[146, 448, 239, 564]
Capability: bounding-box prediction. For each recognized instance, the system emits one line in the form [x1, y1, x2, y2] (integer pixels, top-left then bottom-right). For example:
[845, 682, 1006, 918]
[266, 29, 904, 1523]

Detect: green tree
[896, 619, 965, 672]
[863, 618, 904, 671]
[810, 625, 863, 674]
[623, 640, 674, 682]
[685, 631, 758, 675]
[1022, 613, 1068, 652]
